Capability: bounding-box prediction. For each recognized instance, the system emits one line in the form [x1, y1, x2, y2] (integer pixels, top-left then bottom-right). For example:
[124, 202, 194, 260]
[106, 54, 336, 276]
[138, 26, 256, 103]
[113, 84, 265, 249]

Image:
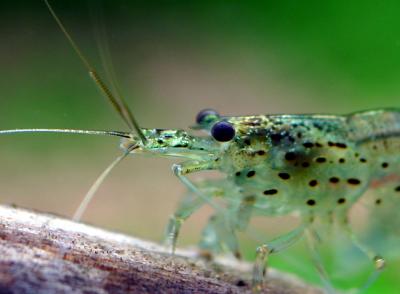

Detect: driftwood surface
[0, 205, 322, 294]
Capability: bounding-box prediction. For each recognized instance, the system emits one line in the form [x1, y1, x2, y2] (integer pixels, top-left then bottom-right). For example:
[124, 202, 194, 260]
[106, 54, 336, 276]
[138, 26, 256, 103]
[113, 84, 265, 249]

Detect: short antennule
[44, 0, 147, 144]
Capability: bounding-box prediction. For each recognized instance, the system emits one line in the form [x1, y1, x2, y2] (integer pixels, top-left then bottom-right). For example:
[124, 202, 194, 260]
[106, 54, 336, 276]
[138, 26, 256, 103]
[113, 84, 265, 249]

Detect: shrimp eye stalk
[196, 109, 220, 125]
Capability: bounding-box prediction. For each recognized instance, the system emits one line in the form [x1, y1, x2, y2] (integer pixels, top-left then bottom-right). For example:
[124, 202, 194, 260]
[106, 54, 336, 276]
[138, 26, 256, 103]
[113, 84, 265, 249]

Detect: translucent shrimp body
[127, 109, 400, 217]
[124, 109, 400, 291]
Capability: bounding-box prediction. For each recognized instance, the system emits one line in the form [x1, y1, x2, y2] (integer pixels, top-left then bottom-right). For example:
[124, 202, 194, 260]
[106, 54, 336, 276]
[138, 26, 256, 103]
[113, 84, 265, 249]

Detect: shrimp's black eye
[211, 121, 235, 142]
[196, 109, 220, 124]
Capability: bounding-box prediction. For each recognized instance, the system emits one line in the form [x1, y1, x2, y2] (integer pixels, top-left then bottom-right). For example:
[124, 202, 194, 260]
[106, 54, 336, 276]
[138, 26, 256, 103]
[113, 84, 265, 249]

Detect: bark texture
[0, 205, 322, 294]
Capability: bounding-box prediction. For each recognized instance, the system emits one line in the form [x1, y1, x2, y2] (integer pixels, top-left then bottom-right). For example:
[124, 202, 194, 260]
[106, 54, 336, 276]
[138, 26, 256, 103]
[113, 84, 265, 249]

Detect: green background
[0, 1, 399, 292]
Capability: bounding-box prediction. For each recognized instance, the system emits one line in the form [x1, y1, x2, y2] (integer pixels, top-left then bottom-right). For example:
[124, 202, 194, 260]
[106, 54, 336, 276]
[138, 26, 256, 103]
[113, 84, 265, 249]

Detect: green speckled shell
[215, 109, 400, 217]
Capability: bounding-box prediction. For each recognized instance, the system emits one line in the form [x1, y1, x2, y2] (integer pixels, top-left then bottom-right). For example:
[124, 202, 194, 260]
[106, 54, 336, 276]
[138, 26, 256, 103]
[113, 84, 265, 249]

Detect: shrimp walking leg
[167, 161, 222, 253]
[172, 161, 226, 213]
[252, 224, 306, 291]
[336, 213, 385, 292]
[199, 213, 241, 258]
[235, 195, 256, 231]
[305, 228, 336, 294]
[164, 191, 207, 253]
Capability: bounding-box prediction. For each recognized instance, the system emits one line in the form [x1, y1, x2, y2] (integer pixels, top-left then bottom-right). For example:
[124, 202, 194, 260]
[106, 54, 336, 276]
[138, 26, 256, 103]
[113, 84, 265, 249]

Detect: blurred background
[0, 0, 399, 292]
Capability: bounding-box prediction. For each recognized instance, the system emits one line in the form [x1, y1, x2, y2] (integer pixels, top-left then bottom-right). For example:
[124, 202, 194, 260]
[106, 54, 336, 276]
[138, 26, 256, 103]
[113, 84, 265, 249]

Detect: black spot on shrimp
[316, 157, 327, 163]
[347, 178, 361, 185]
[307, 199, 316, 206]
[278, 172, 290, 180]
[284, 151, 297, 161]
[329, 177, 340, 184]
[263, 189, 278, 196]
[247, 170, 256, 177]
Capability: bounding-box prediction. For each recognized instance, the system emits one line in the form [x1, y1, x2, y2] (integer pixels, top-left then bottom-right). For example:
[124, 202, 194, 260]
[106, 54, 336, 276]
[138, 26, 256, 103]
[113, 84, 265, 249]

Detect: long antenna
[90, 2, 126, 115]
[44, 0, 147, 144]
[73, 150, 131, 221]
[0, 128, 131, 138]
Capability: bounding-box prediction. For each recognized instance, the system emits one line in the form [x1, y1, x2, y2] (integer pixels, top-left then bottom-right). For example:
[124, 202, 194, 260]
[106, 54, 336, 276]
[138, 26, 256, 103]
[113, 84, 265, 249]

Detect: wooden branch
[0, 205, 322, 293]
